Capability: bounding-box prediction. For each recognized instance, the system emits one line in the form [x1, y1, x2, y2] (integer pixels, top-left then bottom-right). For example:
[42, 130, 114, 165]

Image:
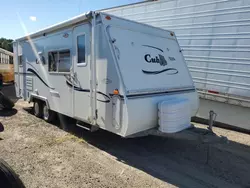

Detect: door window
[77, 35, 86, 64]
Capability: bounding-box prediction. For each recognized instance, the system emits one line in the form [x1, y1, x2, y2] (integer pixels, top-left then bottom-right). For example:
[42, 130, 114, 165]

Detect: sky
[0, 0, 142, 40]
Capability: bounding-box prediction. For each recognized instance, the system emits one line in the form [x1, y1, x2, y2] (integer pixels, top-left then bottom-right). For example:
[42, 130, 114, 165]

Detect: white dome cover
[158, 98, 191, 133]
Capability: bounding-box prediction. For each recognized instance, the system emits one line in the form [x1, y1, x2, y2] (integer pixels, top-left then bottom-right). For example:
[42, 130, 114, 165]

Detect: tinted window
[18, 55, 22, 66]
[77, 35, 85, 64]
[58, 50, 71, 72]
[48, 51, 58, 72]
[49, 50, 71, 72]
[9, 56, 13, 64]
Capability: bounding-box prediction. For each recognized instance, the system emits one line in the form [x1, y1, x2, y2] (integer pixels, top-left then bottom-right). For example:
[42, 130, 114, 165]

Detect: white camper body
[103, 0, 250, 131]
[14, 12, 199, 137]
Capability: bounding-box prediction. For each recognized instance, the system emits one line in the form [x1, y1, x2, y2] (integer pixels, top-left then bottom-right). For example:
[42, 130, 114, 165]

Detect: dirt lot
[0, 86, 250, 188]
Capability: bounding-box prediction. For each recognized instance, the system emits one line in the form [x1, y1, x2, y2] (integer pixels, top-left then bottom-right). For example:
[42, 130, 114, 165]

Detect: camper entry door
[72, 24, 91, 120]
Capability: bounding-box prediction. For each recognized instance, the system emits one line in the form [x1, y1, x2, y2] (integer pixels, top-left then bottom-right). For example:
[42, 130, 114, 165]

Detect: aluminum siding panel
[103, 0, 250, 99]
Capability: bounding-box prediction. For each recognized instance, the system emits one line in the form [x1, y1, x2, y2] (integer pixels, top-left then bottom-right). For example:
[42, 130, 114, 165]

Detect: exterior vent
[26, 76, 33, 91]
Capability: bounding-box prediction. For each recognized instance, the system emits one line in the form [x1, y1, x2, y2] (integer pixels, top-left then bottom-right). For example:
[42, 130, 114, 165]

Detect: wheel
[0, 92, 14, 110]
[33, 101, 43, 118]
[0, 159, 25, 188]
[42, 104, 56, 122]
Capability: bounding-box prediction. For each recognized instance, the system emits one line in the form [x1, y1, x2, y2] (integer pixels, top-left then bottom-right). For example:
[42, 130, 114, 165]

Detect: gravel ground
[0, 86, 250, 188]
[1, 101, 171, 188]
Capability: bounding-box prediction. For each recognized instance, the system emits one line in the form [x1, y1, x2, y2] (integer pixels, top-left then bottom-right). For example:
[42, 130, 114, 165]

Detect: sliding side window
[48, 50, 71, 72]
[48, 52, 58, 72]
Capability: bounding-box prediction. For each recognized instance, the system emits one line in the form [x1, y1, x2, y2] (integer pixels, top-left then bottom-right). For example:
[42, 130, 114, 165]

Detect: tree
[0, 38, 13, 52]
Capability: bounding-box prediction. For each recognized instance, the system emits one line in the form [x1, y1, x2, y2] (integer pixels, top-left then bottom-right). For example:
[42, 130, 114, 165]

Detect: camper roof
[15, 10, 173, 42]
[15, 11, 93, 42]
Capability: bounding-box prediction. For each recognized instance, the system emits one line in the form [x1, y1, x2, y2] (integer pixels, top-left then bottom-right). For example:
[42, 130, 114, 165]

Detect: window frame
[18, 55, 23, 66]
[76, 33, 87, 67]
[48, 48, 71, 74]
[9, 56, 13, 64]
[17, 43, 23, 67]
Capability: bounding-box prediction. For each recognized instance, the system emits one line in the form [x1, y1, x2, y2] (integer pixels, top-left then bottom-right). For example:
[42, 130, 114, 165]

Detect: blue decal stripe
[142, 68, 178, 75]
[66, 80, 110, 103]
[142, 45, 164, 52]
[26, 62, 39, 72]
[27, 68, 55, 89]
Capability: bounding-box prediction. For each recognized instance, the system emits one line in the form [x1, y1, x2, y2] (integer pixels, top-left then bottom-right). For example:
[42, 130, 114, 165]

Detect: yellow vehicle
[0, 48, 14, 83]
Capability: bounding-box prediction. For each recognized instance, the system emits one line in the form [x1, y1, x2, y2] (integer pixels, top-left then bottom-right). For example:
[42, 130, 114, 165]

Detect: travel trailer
[14, 11, 199, 137]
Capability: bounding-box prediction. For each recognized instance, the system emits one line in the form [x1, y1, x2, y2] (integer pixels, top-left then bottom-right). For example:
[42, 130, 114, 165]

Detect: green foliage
[0, 38, 13, 52]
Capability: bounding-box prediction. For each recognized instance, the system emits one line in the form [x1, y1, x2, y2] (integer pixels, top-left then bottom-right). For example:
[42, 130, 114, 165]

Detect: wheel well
[32, 98, 44, 104]
[29, 94, 50, 110]
[30, 96, 48, 108]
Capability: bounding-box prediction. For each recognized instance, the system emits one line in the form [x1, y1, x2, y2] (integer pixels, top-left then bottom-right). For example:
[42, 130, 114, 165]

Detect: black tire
[0, 159, 25, 188]
[0, 92, 14, 110]
[0, 74, 3, 90]
[42, 104, 56, 123]
[0, 122, 4, 132]
[33, 101, 43, 118]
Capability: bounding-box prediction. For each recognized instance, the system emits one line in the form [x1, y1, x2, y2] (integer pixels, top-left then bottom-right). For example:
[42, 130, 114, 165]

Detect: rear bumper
[121, 90, 199, 137]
